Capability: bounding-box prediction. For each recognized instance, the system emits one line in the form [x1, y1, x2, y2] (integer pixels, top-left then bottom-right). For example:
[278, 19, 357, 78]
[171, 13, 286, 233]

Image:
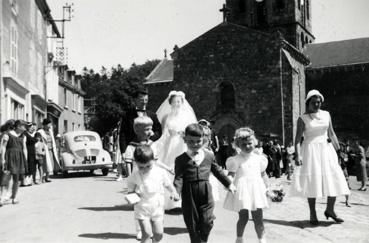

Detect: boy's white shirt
[186, 148, 205, 166]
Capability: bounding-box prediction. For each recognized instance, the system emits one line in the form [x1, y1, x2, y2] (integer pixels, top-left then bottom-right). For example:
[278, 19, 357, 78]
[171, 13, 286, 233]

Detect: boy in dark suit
[174, 123, 235, 243]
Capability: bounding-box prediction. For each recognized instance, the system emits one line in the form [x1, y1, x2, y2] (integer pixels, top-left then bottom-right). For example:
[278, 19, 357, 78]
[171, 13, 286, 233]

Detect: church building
[145, 0, 312, 144]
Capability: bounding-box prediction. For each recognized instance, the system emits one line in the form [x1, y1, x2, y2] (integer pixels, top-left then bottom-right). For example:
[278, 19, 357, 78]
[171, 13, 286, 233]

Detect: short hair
[14, 120, 27, 128]
[134, 144, 154, 164]
[1, 119, 15, 132]
[35, 132, 42, 139]
[134, 88, 148, 98]
[234, 127, 257, 146]
[42, 118, 52, 126]
[133, 116, 153, 130]
[185, 123, 204, 137]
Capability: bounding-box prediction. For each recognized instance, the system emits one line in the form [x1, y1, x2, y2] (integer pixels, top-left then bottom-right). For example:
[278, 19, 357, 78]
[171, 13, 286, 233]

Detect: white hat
[198, 119, 210, 127]
[305, 89, 324, 103]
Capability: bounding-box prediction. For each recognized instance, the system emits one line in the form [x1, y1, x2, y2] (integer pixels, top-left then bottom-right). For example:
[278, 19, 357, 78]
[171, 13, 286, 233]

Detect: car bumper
[62, 163, 112, 171]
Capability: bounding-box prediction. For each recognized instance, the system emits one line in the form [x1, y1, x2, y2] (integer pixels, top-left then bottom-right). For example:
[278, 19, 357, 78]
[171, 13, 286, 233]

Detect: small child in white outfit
[223, 127, 269, 243]
[126, 145, 179, 243]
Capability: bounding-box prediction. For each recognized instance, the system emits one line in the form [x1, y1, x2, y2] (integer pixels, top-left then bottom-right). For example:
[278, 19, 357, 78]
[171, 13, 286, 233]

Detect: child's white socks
[259, 237, 267, 243]
[235, 237, 244, 243]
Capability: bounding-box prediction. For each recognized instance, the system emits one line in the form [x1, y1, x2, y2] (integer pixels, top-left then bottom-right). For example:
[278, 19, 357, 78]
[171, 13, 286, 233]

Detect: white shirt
[186, 149, 205, 166]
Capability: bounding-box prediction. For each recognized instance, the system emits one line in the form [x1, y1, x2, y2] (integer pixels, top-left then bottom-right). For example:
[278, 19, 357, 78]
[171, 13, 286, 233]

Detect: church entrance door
[218, 124, 236, 145]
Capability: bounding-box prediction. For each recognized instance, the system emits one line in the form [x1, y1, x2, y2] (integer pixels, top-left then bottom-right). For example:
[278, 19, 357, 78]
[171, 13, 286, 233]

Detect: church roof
[145, 59, 173, 84]
[305, 37, 369, 69]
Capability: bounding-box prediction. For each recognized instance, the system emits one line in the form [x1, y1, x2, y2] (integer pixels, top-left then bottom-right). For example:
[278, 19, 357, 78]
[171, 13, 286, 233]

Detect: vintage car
[58, 131, 112, 177]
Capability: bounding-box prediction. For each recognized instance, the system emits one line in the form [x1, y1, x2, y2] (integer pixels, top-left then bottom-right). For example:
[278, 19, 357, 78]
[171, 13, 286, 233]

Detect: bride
[155, 91, 197, 210]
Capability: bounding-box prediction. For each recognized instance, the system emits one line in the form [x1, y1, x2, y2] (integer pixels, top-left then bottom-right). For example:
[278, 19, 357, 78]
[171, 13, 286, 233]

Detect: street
[1, 172, 369, 243]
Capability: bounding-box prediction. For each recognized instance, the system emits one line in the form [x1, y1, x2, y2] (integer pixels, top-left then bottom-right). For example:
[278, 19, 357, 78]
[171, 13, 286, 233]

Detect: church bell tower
[225, 0, 314, 50]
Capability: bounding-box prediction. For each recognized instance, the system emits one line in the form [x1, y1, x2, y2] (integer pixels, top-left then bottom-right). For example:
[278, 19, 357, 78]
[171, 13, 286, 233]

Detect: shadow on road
[164, 227, 188, 235]
[165, 208, 183, 215]
[79, 232, 136, 240]
[264, 219, 336, 229]
[94, 177, 117, 182]
[79, 204, 134, 211]
[340, 201, 369, 207]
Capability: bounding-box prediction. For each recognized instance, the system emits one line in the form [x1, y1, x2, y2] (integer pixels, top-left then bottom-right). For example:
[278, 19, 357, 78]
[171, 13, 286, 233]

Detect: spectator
[353, 139, 367, 191]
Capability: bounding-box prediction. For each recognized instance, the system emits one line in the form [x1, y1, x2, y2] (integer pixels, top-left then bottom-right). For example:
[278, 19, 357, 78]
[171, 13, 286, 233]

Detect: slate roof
[145, 59, 173, 84]
[304, 37, 369, 69]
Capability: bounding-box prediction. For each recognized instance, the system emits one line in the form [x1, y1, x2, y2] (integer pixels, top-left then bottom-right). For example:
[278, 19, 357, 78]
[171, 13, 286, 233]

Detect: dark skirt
[27, 154, 36, 175]
[6, 148, 27, 175]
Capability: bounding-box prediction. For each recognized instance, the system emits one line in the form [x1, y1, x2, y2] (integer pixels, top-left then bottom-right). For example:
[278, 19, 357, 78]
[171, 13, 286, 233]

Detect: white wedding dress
[155, 91, 221, 210]
[155, 109, 197, 210]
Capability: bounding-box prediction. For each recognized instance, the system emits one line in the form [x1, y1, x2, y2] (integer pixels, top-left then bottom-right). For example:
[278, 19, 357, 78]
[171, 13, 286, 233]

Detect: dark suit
[118, 106, 162, 153]
[174, 150, 231, 243]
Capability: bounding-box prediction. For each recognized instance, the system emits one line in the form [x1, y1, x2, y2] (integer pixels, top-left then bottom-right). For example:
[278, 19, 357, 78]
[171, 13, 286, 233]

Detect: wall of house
[1, 0, 48, 124]
[58, 84, 85, 134]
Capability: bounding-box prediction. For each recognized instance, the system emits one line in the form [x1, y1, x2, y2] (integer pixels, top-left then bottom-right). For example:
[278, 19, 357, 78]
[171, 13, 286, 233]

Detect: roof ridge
[308, 37, 369, 46]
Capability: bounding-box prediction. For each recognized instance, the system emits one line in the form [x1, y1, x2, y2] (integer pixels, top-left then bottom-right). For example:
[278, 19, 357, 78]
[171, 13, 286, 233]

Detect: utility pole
[53, 3, 74, 65]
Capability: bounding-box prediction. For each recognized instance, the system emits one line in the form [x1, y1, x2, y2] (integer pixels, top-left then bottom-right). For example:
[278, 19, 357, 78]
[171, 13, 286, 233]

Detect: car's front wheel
[62, 170, 68, 178]
[101, 168, 109, 176]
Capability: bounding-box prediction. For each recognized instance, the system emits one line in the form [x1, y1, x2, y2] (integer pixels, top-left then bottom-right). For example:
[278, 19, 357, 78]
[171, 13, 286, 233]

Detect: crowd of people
[0, 118, 59, 206]
[2, 88, 367, 243]
[110, 88, 366, 243]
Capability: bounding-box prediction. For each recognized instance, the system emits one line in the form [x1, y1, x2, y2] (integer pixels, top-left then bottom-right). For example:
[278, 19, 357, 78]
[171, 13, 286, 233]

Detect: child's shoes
[116, 176, 123, 182]
[136, 231, 142, 240]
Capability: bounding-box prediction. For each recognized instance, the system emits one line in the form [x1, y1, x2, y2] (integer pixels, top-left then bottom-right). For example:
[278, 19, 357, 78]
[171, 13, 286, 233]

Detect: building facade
[56, 65, 85, 134]
[0, 0, 59, 126]
[305, 38, 369, 142]
[145, 0, 310, 144]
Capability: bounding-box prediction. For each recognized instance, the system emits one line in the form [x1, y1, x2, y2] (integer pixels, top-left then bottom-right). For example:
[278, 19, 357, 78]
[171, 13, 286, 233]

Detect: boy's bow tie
[136, 108, 146, 112]
[192, 151, 199, 156]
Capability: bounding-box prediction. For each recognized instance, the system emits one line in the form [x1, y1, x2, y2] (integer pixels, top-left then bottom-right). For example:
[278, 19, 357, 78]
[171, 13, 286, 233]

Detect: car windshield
[73, 135, 97, 142]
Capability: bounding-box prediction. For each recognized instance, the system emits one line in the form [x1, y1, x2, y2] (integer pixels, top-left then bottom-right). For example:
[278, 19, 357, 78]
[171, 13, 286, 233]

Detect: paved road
[1, 171, 369, 243]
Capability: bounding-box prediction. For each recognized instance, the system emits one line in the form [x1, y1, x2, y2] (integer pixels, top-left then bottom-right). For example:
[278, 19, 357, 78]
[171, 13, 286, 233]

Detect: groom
[118, 88, 162, 154]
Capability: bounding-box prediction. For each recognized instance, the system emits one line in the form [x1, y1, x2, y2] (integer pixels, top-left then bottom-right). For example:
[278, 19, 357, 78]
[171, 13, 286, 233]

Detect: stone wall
[147, 23, 305, 143]
[306, 64, 369, 142]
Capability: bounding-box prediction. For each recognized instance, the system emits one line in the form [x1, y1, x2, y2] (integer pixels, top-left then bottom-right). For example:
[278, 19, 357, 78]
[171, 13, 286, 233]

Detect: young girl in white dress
[223, 127, 269, 243]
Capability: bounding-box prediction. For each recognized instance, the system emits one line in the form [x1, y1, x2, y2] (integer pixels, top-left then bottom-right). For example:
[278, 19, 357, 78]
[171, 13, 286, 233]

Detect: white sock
[235, 237, 244, 243]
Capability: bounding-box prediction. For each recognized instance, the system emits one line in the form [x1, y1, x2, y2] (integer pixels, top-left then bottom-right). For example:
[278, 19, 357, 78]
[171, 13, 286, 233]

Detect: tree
[81, 60, 160, 135]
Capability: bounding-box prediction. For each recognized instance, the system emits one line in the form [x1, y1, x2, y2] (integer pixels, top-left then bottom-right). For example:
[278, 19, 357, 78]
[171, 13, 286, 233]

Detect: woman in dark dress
[24, 123, 39, 185]
[1, 120, 27, 204]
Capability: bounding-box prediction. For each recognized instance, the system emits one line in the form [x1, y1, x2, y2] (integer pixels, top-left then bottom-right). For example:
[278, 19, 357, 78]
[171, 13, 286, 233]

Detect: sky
[48, 0, 369, 73]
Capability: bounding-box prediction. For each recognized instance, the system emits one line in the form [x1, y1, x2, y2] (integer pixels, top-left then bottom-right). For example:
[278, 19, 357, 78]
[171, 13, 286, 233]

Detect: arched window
[218, 82, 235, 110]
[256, 1, 267, 24]
[306, 0, 310, 19]
[300, 32, 305, 48]
[239, 0, 246, 13]
[276, 0, 285, 9]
